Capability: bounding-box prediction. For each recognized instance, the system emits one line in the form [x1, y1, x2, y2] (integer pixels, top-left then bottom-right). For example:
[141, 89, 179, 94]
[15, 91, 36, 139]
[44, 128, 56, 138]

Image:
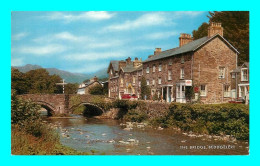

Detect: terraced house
[108, 22, 242, 104]
[107, 57, 143, 99]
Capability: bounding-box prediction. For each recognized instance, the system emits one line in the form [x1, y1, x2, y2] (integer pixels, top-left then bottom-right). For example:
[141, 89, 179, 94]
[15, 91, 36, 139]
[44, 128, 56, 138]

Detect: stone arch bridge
[18, 94, 112, 116]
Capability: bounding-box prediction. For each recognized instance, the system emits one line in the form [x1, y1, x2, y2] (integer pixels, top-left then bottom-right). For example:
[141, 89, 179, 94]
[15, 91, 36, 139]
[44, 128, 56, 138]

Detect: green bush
[123, 109, 148, 123]
[167, 103, 249, 140]
[88, 84, 104, 95]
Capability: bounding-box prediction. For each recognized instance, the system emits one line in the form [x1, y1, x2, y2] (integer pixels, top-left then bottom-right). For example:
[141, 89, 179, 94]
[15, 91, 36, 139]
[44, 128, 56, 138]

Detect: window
[176, 86, 180, 98]
[146, 66, 149, 73]
[168, 70, 172, 80]
[110, 69, 113, 74]
[139, 81, 141, 87]
[181, 56, 184, 64]
[232, 73, 236, 79]
[224, 85, 230, 97]
[158, 78, 162, 85]
[159, 64, 162, 72]
[180, 68, 184, 79]
[152, 79, 155, 85]
[241, 68, 248, 81]
[169, 60, 172, 66]
[219, 67, 225, 79]
[153, 65, 156, 72]
[146, 80, 149, 85]
[133, 77, 136, 84]
[120, 78, 123, 87]
[200, 85, 206, 96]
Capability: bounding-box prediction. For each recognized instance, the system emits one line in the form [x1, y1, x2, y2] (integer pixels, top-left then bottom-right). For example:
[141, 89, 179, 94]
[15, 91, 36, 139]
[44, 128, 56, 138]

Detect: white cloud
[18, 44, 67, 56]
[143, 31, 179, 40]
[44, 11, 115, 23]
[11, 58, 24, 66]
[64, 51, 129, 61]
[103, 12, 171, 31]
[33, 31, 91, 43]
[12, 32, 28, 41]
[173, 11, 206, 17]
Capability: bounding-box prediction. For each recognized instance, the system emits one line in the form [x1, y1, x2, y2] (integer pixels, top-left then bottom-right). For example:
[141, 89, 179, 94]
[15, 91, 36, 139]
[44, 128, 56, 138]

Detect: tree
[64, 83, 78, 94]
[12, 68, 63, 94]
[192, 11, 249, 65]
[185, 86, 194, 103]
[88, 84, 104, 95]
[140, 76, 151, 100]
[11, 68, 29, 94]
[192, 22, 209, 40]
[208, 11, 249, 64]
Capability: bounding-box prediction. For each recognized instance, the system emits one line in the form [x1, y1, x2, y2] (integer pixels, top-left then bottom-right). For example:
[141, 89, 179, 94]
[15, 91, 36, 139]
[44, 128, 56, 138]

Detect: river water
[46, 115, 249, 155]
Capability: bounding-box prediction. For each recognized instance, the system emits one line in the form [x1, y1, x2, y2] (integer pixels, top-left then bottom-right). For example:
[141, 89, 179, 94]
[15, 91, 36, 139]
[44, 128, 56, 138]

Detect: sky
[11, 11, 209, 74]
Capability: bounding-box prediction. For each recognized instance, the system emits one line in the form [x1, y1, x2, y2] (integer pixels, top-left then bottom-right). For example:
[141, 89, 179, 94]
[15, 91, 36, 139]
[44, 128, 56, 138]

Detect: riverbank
[11, 125, 89, 155]
[110, 101, 249, 141]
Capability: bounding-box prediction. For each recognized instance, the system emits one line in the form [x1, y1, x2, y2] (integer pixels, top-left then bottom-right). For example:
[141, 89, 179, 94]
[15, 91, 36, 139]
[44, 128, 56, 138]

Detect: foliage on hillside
[192, 11, 249, 65]
[11, 68, 78, 94]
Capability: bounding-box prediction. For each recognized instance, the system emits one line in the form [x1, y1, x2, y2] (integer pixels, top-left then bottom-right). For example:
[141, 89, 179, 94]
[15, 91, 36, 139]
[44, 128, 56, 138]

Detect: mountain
[12, 64, 108, 83]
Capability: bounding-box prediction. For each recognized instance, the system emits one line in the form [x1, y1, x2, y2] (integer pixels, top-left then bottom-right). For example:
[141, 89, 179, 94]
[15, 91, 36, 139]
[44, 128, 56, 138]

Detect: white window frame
[159, 64, 162, 72]
[168, 70, 172, 80]
[139, 81, 141, 87]
[146, 80, 149, 86]
[152, 79, 155, 85]
[153, 65, 156, 72]
[219, 67, 225, 79]
[200, 85, 207, 96]
[158, 78, 162, 85]
[241, 68, 248, 81]
[146, 66, 149, 74]
[180, 68, 184, 79]
[224, 85, 230, 98]
[133, 77, 136, 84]
[232, 73, 236, 79]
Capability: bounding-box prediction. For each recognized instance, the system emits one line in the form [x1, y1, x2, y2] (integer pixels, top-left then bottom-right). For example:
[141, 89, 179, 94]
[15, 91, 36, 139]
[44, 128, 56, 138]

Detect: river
[46, 115, 249, 155]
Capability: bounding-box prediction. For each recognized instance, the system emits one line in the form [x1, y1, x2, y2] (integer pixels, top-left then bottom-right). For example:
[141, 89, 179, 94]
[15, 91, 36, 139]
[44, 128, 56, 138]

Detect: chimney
[208, 22, 223, 37]
[93, 76, 98, 82]
[179, 33, 193, 47]
[125, 57, 131, 64]
[133, 57, 142, 67]
[154, 48, 162, 55]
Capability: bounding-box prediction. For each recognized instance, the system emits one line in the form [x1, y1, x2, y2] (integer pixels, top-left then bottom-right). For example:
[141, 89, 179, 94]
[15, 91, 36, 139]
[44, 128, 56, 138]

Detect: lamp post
[56, 79, 68, 94]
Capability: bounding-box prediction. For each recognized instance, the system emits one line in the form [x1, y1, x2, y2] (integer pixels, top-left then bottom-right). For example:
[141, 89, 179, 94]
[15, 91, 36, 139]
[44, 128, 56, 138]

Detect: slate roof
[231, 62, 249, 73]
[111, 61, 119, 71]
[121, 62, 143, 73]
[143, 34, 239, 63]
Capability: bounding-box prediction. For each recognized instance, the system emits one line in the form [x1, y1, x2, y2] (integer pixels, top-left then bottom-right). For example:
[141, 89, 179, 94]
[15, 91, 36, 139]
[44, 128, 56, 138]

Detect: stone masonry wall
[193, 37, 237, 103]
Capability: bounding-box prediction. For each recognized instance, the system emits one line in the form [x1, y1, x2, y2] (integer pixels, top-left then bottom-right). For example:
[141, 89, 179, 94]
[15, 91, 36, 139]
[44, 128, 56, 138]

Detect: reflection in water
[47, 115, 249, 155]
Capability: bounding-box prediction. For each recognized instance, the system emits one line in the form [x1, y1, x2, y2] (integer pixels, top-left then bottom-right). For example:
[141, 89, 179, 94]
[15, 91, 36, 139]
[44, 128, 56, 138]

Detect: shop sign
[185, 80, 192, 86]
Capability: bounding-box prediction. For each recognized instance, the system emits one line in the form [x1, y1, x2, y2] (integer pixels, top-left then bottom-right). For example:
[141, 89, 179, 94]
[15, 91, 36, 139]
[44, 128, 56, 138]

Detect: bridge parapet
[18, 94, 113, 115]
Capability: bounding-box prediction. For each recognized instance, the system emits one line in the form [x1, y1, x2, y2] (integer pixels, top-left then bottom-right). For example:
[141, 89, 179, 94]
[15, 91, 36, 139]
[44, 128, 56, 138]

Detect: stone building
[77, 76, 102, 95]
[107, 57, 142, 99]
[230, 62, 249, 103]
[108, 22, 242, 104]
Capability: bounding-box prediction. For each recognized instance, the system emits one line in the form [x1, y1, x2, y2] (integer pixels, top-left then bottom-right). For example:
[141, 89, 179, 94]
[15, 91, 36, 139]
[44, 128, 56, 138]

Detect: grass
[11, 125, 89, 155]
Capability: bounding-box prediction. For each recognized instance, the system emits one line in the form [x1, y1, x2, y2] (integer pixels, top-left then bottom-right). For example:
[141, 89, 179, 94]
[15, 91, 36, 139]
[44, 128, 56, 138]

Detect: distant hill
[12, 64, 108, 83]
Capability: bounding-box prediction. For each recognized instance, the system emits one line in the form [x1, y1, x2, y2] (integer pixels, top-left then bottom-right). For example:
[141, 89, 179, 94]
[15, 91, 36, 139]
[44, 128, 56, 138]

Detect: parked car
[121, 94, 138, 100]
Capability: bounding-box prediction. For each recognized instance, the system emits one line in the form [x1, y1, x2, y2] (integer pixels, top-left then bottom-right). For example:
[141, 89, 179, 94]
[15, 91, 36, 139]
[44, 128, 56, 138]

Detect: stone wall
[193, 37, 237, 103]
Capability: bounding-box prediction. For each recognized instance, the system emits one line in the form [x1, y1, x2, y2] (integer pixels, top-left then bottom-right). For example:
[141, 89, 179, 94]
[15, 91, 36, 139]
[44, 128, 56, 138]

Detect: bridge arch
[34, 101, 55, 116]
[70, 102, 104, 117]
